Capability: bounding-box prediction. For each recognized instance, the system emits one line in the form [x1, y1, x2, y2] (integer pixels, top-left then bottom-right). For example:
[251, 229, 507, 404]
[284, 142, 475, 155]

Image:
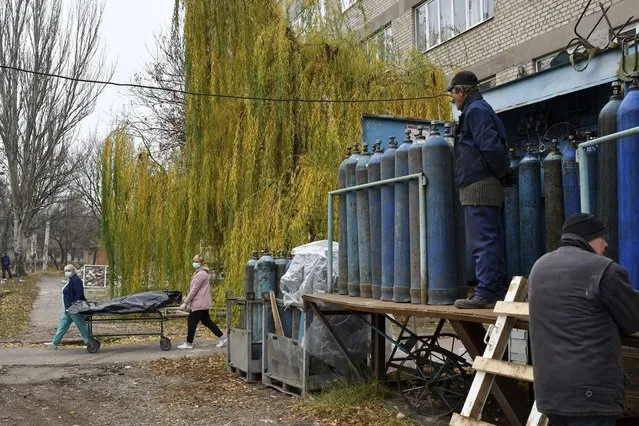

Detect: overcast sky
[78, 0, 176, 139]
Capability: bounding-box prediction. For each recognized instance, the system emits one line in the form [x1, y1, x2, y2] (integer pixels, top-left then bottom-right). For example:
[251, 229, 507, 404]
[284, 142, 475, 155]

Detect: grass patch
[293, 379, 418, 426]
[0, 273, 42, 338]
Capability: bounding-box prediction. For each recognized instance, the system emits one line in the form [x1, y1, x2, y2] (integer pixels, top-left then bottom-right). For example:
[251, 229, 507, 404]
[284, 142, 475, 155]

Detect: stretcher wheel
[87, 338, 101, 353]
[160, 336, 171, 351]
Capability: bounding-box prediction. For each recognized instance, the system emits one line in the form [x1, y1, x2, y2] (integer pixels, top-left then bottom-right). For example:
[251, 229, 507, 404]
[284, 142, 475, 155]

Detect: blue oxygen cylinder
[562, 136, 580, 219]
[380, 136, 398, 301]
[444, 124, 467, 299]
[345, 143, 361, 296]
[254, 247, 276, 341]
[543, 140, 564, 252]
[393, 130, 412, 303]
[408, 126, 426, 304]
[617, 74, 639, 290]
[337, 148, 351, 295]
[274, 251, 288, 299]
[504, 152, 521, 277]
[356, 143, 373, 298]
[598, 81, 623, 262]
[368, 141, 383, 299]
[585, 132, 598, 214]
[244, 250, 258, 296]
[423, 123, 457, 304]
[519, 148, 543, 276]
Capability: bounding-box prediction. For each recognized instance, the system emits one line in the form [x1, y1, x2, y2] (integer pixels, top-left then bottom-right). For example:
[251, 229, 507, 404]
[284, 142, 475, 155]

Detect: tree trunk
[42, 220, 50, 271]
[49, 252, 59, 271]
[29, 234, 37, 273]
[12, 215, 26, 276]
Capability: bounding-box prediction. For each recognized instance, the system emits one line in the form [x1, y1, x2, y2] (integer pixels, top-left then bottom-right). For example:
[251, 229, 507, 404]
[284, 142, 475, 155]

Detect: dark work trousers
[464, 205, 506, 301]
[187, 309, 223, 343]
[546, 414, 615, 426]
[2, 264, 11, 279]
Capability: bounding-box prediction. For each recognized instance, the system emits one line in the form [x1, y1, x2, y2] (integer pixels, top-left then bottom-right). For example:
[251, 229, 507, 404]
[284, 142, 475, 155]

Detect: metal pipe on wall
[578, 126, 639, 213]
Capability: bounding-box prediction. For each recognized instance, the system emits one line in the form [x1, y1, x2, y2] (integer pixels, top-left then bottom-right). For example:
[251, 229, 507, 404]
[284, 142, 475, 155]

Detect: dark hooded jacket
[63, 273, 86, 311]
[529, 233, 639, 417]
[453, 91, 508, 188]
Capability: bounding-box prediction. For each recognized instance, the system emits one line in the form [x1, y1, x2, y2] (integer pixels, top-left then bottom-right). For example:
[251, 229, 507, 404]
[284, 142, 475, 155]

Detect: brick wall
[343, 0, 632, 84]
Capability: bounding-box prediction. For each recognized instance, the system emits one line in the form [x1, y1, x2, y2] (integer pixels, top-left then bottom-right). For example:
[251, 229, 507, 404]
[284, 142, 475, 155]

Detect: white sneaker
[177, 342, 193, 350]
[216, 336, 227, 348]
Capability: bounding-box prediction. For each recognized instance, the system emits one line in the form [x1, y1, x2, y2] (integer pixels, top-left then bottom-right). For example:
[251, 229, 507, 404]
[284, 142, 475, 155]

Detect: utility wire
[0, 64, 450, 103]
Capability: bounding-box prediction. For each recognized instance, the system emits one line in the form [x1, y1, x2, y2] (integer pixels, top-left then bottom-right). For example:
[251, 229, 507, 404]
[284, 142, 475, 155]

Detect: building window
[415, 0, 494, 51]
[478, 75, 496, 91]
[368, 25, 394, 60]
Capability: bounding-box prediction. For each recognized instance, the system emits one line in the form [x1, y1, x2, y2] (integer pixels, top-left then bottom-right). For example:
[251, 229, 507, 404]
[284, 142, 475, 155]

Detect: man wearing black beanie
[529, 213, 639, 425]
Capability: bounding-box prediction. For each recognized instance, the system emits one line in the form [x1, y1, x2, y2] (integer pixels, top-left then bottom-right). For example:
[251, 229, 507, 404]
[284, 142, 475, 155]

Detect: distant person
[529, 213, 639, 426]
[178, 254, 227, 349]
[46, 264, 90, 350]
[2, 252, 11, 279]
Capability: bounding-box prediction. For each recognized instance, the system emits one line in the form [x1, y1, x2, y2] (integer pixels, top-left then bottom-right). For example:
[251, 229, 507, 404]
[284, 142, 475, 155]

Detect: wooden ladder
[450, 276, 548, 426]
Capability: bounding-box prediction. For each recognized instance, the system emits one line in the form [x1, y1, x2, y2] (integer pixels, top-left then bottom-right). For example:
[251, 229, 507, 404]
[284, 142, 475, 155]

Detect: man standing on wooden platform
[448, 71, 512, 309]
[529, 213, 639, 426]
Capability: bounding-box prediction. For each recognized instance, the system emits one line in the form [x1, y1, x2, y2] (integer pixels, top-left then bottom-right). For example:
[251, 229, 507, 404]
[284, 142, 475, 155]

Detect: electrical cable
[0, 64, 450, 104]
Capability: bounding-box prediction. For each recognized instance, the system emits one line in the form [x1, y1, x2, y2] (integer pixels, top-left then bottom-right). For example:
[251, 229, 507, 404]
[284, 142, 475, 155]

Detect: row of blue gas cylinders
[506, 78, 639, 290]
[243, 248, 292, 339]
[337, 123, 467, 305]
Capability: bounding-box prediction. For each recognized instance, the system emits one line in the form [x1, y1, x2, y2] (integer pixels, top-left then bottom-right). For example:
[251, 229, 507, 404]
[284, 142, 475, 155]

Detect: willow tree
[101, 0, 449, 299]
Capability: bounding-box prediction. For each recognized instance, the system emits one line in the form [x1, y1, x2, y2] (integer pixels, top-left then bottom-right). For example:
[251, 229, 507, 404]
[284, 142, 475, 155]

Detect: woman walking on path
[178, 254, 227, 349]
[47, 264, 90, 350]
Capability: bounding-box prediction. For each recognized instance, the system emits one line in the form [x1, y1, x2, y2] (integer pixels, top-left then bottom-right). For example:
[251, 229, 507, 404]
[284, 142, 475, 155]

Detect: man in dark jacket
[449, 71, 510, 309]
[2, 252, 11, 279]
[529, 213, 639, 426]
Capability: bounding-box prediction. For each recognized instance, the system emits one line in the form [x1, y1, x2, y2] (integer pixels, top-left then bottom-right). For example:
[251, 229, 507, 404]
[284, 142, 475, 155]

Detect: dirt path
[0, 355, 311, 426]
[0, 277, 314, 425]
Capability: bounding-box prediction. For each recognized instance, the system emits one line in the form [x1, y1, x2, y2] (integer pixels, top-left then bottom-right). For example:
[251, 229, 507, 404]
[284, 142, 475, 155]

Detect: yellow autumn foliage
[100, 1, 450, 301]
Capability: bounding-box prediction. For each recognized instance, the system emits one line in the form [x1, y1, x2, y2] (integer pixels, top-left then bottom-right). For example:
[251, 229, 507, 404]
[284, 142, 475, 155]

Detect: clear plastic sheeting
[280, 240, 338, 307]
[68, 290, 182, 315]
[280, 240, 369, 371]
[302, 309, 370, 375]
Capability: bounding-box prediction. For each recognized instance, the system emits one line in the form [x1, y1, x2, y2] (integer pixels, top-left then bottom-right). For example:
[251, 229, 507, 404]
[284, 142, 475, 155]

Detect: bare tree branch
[0, 0, 111, 275]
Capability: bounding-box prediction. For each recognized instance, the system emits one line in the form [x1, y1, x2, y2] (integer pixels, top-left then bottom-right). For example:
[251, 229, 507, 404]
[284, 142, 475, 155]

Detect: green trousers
[52, 312, 90, 346]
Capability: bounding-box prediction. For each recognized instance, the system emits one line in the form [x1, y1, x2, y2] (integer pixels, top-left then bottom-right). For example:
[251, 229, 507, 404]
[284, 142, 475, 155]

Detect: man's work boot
[454, 295, 496, 309]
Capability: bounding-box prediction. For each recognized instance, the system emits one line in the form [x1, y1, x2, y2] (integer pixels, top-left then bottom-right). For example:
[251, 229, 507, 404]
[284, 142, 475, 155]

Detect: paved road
[0, 275, 224, 368]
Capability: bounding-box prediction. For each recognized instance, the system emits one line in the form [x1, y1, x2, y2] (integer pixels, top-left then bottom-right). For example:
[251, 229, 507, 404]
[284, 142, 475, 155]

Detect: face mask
[65, 271, 72, 278]
[192, 262, 200, 269]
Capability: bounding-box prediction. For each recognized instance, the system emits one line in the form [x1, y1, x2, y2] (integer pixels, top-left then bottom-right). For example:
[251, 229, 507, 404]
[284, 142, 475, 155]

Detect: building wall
[343, 0, 635, 85]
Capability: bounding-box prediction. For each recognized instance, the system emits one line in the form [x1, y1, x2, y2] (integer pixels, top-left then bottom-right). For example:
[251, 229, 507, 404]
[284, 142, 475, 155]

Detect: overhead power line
[0, 64, 449, 104]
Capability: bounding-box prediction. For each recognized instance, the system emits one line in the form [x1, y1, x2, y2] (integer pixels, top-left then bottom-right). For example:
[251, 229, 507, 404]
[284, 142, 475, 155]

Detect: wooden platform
[303, 293, 529, 328]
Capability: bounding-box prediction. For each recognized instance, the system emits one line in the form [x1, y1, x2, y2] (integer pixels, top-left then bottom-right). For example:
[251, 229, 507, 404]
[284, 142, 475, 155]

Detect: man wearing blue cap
[449, 71, 512, 309]
[529, 213, 639, 426]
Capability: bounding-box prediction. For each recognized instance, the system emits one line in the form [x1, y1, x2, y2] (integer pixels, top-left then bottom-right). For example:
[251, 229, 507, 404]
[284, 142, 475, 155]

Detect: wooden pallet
[228, 363, 262, 383]
[450, 277, 548, 426]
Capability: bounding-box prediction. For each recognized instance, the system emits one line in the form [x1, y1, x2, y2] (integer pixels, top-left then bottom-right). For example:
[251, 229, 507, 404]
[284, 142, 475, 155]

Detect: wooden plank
[371, 313, 386, 379]
[269, 291, 284, 337]
[472, 357, 534, 383]
[450, 320, 530, 426]
[494, 301, 529, 319]
[450, 413, 495, 426]
[525, 402, 548, 426]
[303, 293, 528, 326]
[460, 276, 529, 425]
